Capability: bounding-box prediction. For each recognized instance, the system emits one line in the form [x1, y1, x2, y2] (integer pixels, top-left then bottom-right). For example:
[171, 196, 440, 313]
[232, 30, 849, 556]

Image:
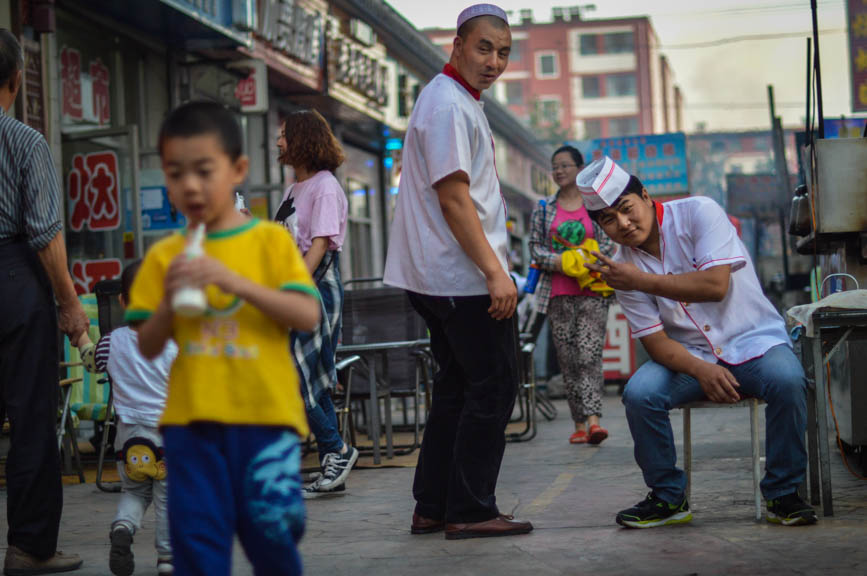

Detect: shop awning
[81, 0, 251, 48]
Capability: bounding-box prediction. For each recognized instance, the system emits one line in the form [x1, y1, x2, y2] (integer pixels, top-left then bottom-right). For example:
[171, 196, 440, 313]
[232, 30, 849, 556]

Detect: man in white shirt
[383, 3, 532, 540]
[578, 157, 816, 528]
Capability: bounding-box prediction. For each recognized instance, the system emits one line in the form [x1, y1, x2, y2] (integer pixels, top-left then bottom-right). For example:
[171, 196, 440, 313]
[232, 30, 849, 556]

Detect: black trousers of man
[0, 240, 63, 557]
[408, 292, 518, 524]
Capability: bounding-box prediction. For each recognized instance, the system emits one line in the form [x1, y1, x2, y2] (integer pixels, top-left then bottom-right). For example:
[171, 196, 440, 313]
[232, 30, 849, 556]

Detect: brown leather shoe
[3, 545, 83, 575]
[411, 513, 445, 534]
[444, 515, 534, 540]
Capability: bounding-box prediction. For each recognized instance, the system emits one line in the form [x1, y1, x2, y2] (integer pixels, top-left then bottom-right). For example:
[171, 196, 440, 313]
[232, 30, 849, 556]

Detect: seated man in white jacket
[577, 156, 816, 529]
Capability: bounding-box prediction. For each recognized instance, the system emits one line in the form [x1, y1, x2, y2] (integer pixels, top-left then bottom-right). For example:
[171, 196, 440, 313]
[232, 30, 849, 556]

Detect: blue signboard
[141, 186, 186, 231]
[823, 117, 866, 138]
[568, 132, 689, 196]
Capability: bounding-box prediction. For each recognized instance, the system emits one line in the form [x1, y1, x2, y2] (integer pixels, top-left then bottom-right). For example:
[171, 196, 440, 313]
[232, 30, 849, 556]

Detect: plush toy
[118, 437, 167, 482]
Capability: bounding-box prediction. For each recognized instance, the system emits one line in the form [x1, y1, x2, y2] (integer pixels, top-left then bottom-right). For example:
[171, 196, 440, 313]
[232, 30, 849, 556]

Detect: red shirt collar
[655, 201, 664, 225]
[443, 63, 481, 101]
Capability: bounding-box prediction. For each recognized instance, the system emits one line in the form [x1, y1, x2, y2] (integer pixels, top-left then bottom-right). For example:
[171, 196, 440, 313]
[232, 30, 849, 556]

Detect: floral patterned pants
[549, 295, 611, 423]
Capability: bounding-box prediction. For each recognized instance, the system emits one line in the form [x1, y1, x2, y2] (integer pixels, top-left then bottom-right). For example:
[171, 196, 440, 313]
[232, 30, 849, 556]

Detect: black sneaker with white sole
[109, 525, 135, 576]
[317, 446, 359, 492]
[766, 492, 818, 526]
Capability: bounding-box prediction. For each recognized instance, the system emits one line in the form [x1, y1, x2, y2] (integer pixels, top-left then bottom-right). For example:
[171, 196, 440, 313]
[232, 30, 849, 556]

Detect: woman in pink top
[528, 146, 616, 444]
[276, 110, 357, 494]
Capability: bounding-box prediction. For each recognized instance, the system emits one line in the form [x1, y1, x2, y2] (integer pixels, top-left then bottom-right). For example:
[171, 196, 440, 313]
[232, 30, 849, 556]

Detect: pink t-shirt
[550, 203, 597, 298]
[277, 170, 348, 254]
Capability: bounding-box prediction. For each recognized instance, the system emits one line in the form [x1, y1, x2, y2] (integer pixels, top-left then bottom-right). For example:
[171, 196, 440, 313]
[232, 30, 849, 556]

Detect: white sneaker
[157, 558, 174, 574]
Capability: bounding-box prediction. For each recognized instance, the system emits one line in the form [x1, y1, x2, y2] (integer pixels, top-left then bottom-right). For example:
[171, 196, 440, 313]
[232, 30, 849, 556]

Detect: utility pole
[768, 85, 791, 291]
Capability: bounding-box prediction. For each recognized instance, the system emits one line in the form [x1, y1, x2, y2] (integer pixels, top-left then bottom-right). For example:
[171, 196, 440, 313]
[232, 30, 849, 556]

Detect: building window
[582, 76, 601, 99]
[506, 82, 523, 105]
[603, 32, 635, 54]
[579, 34, 599, 55]
[583, 119, 603, 139]
[606, 73, 636, 97]
[536, 52, 559, 78]
[537, 98, 561, 125]
[510, 39, 524, 62]
[609, 117, 639, 137]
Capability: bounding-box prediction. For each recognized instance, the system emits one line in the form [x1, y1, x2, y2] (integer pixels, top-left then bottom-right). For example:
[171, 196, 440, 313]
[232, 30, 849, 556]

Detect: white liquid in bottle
[235, 192, 246, 212]
[171, 222, 207, 317]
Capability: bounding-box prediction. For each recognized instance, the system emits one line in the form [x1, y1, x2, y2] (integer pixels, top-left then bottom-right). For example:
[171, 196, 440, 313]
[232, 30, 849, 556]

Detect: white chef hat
[576, 156, 631, 211]
[457, 4, 509, 30]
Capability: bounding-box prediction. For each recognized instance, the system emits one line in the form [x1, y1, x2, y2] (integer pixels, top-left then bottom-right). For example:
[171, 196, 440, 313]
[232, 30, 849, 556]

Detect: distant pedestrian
[528, 145, 615, 445]
[275, 109, 357, 495]
[580, 156, 817, 528]
[128, 101, 320, 575]
[76, 260, 177, 575]
[1, 28, 87, 575]
[384, 3, 533, 540]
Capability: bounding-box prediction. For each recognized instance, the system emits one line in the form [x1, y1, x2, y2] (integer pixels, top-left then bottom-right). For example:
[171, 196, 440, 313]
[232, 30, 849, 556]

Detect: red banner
[71, 259, 122, 296]
[849, 0, 867, 112]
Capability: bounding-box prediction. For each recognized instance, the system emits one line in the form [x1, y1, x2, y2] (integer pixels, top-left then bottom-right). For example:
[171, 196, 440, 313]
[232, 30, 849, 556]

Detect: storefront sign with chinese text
[257, 0, 323, 66]
[603, 304, 635, 380]
[331, 35, 389, 107]
[68, 151, 121, 232]
[60, 46, 111, 126]
[71, 258, 122, 296]
[233, 60, 269, 114]
[848, 0, 867, 112]
[574, 132, 689, 196]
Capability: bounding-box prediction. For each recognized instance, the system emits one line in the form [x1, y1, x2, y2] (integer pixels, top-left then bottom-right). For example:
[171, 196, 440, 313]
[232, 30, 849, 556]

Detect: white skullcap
[457, 4, 509, 29]
[576, 156, 631, 211]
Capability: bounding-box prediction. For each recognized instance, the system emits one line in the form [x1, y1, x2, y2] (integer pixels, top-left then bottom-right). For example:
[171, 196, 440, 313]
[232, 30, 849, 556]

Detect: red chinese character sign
[68, 151, 121, 232]
[60, 46, 82, 121]
[90, 58, 111, 125]
[603, 304, 635, 381]
[71, 259, 122, 296]
[849, 0, 867, 112]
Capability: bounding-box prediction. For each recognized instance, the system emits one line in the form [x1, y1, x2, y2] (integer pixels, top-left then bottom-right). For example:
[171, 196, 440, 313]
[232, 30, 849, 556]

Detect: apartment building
[425, 6, 684, 142]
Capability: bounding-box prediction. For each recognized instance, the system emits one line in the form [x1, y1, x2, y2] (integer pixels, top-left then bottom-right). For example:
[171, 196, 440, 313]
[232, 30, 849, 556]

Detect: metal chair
[92, 279, 123, 492]
[339, 279, 430, 459]
[680, 398, 765, 521]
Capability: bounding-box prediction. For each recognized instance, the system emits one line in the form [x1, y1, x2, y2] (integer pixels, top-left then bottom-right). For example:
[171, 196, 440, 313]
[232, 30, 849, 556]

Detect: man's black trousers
[0, 240, 63, 557]
[408, 292, 518, 524]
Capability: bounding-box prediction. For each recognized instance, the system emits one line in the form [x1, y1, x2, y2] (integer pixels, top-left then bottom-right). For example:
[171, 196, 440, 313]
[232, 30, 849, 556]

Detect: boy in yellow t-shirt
[126, 101, 320, 576]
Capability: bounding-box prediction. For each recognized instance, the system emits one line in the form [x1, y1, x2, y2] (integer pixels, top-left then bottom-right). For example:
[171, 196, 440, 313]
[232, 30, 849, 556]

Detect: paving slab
[3, 392, 867, 575]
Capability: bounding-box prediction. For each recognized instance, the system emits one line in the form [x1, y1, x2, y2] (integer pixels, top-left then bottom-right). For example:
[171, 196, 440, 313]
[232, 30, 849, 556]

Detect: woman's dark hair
[0, 28, 23, 90]
[587, 175, 646, 222]
[158, 101, 243, 161]
[121, 259, 142, 304]
[280, 109, 345, 172]
[551, 145, 584, 168]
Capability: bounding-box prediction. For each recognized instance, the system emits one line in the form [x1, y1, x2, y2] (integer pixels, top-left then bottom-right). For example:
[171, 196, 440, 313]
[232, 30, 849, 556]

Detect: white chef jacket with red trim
[613, 196, 790, 365]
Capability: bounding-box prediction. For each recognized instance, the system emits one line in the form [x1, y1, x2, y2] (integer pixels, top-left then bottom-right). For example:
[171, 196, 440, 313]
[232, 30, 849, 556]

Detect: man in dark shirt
[1, 28, 87, 574]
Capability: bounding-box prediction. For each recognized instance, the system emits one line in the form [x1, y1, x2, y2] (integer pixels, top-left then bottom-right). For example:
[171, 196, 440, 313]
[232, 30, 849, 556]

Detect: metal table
[800, 309, 867, 516]
[336, 339, 430, 464]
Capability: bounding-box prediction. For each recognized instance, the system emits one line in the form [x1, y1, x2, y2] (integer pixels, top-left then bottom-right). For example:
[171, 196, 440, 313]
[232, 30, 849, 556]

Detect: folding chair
[92, 279, 124, 492]
[57, 342, 85, 484]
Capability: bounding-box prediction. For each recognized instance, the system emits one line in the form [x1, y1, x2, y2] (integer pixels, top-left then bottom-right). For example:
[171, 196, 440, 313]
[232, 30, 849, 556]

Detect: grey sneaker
[317, 446, 359, 492]
[3, 545, 83, 575]
[108, 525, 134, 576]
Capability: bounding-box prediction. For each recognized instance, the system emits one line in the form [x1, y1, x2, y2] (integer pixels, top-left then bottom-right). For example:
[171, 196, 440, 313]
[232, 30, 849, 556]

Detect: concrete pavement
[3, 392, 867, 575]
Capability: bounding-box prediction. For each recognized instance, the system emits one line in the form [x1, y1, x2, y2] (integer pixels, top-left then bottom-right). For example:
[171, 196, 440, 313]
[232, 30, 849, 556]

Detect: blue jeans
[162, 425, 305, 576]
[622, 344, 807, 504]
[307, 390, 345, 463]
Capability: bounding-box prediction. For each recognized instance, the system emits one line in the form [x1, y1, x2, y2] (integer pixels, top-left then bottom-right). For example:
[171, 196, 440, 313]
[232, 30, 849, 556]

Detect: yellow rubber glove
[561, 238, 601, 289]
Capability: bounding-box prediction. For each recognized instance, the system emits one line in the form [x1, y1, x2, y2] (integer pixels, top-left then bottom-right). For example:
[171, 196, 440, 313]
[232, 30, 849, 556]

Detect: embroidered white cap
[576, 156, 631, 211]
[457, 4, 509, 29]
